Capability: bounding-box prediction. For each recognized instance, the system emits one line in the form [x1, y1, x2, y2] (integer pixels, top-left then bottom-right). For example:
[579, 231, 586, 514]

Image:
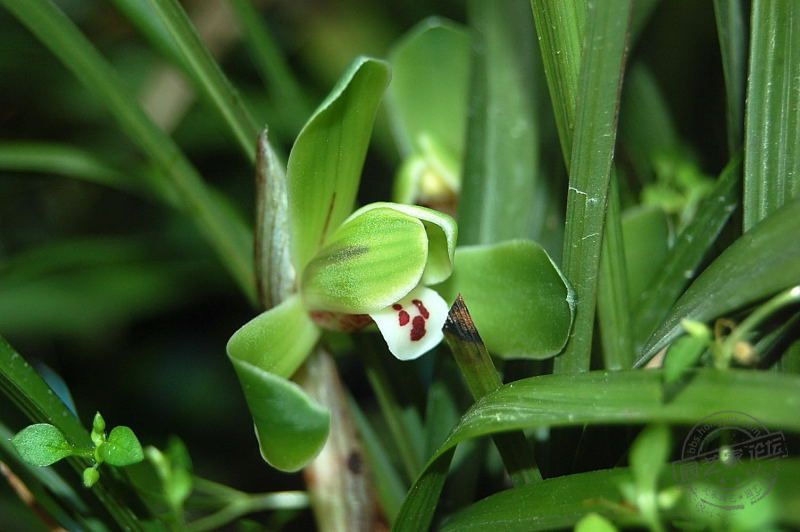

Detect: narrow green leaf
[598, 176, 634, 370]
[459, 0, 544, 244]
[349, 399, 406, 523]
[229, 0, 311, 136]
[12, 424, 77, 467]
[0, 0, 256, 301]
[633, 156, 741, 349]
[394, 368, 800, 530]
[530, 0, 587, 163]
[637, 197, 800, 365]
[226, 296, 327, 471]
[0, 142, 146, 197]
[360, 341, 425, 482]
[110, 0, 186, 70]
[301, 206, 428, 314]
[714, 0, 747, 153]
[744, 0, 800, 230]
[99, 426, 144, 467]
[387, 17, 470, 160]
[440, 459, 800, 531]
[287, 57, 390, 272]
[147, 0, 260, 163]
[438, 240, 575, 360]
[555, 0, 633, 373]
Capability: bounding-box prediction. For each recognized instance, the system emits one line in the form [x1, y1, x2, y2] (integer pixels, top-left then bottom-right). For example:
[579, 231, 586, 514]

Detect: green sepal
[227, 295, 320, 378]
[287, 57, 391, 272]
[301, 206, 429, 314]
[226, 295, 328, 471]
[229, 358, 330, 472]
[11, 423, 77, 467]
[348, 202, 457, 285]
[98, 426, 144, 467]
[438, 240, 575, 359]
[387, 18, 470, 160]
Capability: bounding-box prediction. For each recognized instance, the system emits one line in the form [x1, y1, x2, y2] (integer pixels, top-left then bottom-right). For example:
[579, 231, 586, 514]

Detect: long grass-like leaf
[555, 0, 633, 374]
[147, 0, 261, 164]
[442, 459, 800, 531]
[394, 368, 800, 531]
[229, 0, 310, 136]
[0, 142, 145, 196]
[1, 0, 256, 302]
[459, 0, 544, 245]
[530, 0, 587, 164]
[714, 0, 747, 154]
[743, 0, 800, 230]
[633, 156, 741, 350]
[638, 196, 800, 365]
[597, 175, 634, 369]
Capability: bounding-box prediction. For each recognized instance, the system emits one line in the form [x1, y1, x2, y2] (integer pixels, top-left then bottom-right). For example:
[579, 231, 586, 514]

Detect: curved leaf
[439, 240, 575, 359]
[229, 359, 329, 472]
[441, 459, 800, 531]
[301, 207, 428, 314]
[287, 57, 391, 272]
[394, 368, 800, 531]
[226, 295, 327, 471]
[637, 197, 800, 365]
[349, 202, 457, 285]
[387, 17, 470, 159]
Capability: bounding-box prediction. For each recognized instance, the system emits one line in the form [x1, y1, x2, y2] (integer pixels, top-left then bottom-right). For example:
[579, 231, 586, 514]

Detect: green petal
[287, 57, 391, 272]
[230, 359, 329, 472]
[387, 18, 470, 160]
[226, 295, 328, 472]
[438, 240, 575, 359]
[302, 207, 428, 314]
[348, 202, 456, 285]
[227, 295, 319, 378]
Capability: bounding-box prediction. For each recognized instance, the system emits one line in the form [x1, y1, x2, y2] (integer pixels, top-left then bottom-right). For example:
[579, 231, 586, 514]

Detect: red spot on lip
[392, 304, 403, 310]
[398, 310, 410, 326]
[410, 316, 426, 341]
[412, 299, 429, 319]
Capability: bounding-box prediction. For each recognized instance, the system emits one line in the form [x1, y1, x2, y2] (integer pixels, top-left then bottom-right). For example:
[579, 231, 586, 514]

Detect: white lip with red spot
[369, 285, 448, 361]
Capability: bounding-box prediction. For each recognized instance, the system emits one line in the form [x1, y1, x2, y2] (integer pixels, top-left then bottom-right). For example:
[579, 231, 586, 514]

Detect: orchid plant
[226, 55, 575, 473]
[226, 58, 457, 472]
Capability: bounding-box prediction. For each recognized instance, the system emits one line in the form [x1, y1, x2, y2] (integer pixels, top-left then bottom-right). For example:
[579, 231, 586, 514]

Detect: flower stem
[443, 295, 541, 485]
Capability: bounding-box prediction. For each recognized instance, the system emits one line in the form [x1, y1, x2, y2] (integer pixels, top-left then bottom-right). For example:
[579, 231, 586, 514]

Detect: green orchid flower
[387, 18, 469, 210]
[226, 58, 456, 473]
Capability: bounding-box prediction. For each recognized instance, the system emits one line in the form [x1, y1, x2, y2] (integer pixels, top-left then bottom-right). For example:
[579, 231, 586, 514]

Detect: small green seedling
[11, 412, 144, 488]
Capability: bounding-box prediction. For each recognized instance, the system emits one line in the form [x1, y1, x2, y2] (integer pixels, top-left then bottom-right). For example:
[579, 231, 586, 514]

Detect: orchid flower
[387, 19, 469, 211]
[226, 58, 456, 472]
